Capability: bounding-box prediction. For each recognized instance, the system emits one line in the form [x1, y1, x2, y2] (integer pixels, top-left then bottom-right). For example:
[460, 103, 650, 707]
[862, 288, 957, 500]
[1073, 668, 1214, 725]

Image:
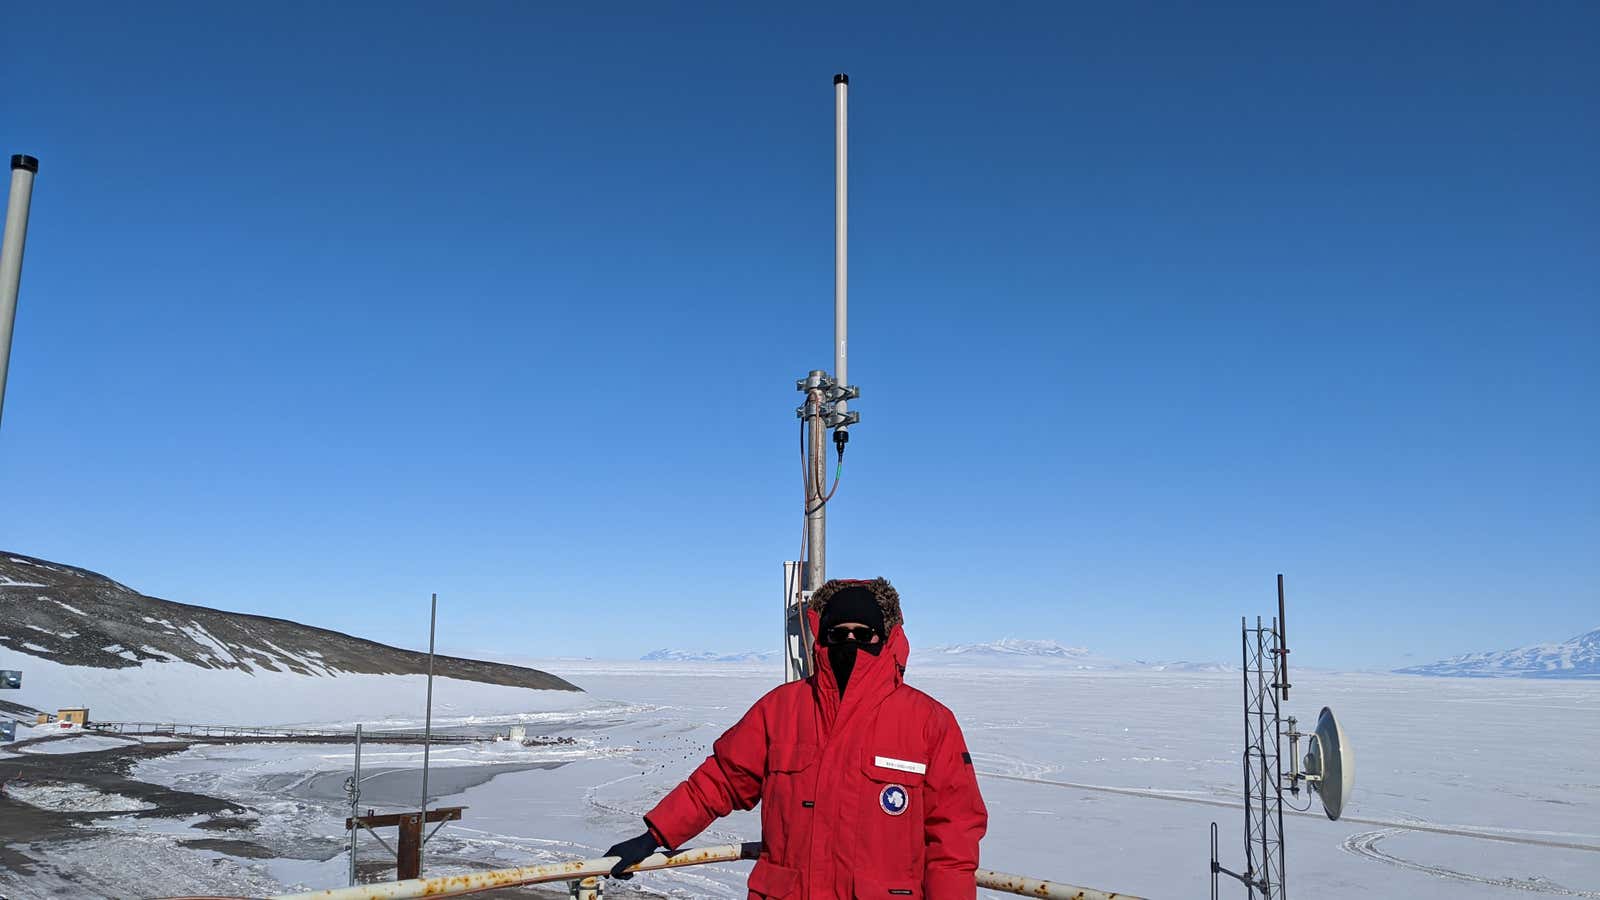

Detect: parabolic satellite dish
[1303, 706, 1353, 820]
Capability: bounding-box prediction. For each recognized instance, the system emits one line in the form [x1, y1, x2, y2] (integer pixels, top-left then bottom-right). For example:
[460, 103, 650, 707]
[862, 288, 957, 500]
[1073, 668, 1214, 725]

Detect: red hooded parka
[644, 579, 988, 900]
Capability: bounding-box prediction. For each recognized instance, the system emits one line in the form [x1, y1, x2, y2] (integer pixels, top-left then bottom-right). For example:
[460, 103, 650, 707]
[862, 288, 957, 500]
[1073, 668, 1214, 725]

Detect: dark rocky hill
[0, 552, 579, 692]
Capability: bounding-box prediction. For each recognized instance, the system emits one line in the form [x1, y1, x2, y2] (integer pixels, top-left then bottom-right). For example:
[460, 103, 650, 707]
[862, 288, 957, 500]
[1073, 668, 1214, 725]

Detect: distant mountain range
[640, 649, 781, 663]
[921, 639, 1237, 671]
[1396, 627, 1600, 679]
[922, 638, 1095, 659]
[639, 640, 1110, 665]
[918, 638, 1131, 669]
[641, 639, 1234, 672]
[1135, 660, 1238, 673]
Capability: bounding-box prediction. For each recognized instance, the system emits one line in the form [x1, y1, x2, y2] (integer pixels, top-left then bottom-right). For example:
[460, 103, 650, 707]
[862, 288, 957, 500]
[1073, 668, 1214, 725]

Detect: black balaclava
[819, 584, 887, 696]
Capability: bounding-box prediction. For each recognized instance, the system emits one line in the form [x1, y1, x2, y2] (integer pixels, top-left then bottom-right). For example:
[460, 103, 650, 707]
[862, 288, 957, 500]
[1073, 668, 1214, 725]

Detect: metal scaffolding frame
[1213, 614, 1289, 899]
[1242, 616, 1287, 898]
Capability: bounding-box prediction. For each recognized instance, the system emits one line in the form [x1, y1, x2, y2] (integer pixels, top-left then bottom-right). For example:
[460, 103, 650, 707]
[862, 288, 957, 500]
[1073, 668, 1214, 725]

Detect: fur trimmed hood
[807, 578, 903, 631]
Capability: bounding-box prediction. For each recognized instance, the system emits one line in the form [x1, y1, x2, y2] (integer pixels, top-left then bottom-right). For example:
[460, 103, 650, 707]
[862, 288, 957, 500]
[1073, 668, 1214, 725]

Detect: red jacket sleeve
[922, 708, 988, 900]
[643, 696, 769, 850]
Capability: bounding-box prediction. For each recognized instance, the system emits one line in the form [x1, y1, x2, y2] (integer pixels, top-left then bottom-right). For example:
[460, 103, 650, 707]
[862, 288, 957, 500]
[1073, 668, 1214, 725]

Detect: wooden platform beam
[347, 807, 464, 881]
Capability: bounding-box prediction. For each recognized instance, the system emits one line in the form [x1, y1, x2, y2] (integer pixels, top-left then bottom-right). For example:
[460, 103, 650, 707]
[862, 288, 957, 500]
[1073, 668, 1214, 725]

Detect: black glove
[603, 830, 660, 879]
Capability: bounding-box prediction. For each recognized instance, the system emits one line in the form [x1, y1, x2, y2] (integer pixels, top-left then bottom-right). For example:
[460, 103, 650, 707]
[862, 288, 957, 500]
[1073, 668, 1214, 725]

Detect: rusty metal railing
[227, 842, 1141, 900]
[262, 843, 758, 900]
[976, 867, 1138, 899]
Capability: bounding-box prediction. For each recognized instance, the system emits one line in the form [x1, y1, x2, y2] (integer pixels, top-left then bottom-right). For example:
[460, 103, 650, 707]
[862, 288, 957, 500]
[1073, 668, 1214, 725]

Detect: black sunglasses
[824, 625, 880, 644]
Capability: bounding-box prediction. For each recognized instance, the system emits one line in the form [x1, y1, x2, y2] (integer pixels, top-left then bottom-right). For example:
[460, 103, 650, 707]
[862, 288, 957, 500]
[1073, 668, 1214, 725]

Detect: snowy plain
[3, 659, 1598, 899]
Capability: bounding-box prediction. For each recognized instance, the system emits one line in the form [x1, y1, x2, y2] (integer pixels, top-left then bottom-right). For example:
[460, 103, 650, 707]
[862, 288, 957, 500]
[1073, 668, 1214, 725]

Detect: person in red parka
[602, 577, 988, 899]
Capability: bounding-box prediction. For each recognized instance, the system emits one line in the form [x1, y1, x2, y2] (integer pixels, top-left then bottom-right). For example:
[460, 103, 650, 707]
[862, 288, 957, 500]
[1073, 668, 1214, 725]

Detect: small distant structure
[35, 712, 52, 725]
[508, 725, 527, 743]
[57, 708, 89, 727]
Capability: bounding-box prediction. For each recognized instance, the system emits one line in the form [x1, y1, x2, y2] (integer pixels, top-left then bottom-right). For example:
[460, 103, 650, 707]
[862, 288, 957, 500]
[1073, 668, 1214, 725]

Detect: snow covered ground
[3, 662, 1597, 898]
[2, 781, 155, 813]
[10, 733, 135, 755]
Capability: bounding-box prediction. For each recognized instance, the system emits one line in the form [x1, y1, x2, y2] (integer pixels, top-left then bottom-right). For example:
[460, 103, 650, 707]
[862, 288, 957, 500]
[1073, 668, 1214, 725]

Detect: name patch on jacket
[873, 755, 927, 775]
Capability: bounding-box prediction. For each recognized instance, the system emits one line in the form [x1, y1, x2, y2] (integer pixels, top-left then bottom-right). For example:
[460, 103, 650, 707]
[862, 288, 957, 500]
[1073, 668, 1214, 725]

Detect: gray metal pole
[1276, 574, 1290, 701]
[349, 723, 363, 885]
[833, 75, 849, 437]
[0, 155, 40, 433]
[418, 594, 437, 872]
[804, 379, 826, 591]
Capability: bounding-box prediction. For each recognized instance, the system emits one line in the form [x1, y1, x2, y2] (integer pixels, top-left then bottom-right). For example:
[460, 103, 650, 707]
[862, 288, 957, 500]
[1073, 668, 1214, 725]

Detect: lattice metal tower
[1240, 616, 1287, 898]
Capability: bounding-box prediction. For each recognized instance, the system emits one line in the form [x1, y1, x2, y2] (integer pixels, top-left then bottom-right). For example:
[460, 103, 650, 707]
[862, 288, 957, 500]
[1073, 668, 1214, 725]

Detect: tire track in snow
[582, 759, 746, 845]
[980, 771, 1600, 853]
[1340, 829, 1600, 897]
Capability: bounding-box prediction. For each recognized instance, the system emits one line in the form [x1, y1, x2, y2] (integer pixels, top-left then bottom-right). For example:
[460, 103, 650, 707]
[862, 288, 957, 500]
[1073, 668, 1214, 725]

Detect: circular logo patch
[879, 784, 909, 816]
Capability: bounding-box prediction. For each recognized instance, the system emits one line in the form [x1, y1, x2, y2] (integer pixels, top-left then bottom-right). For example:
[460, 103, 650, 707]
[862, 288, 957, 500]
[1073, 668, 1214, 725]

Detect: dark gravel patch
[192, 815, 260, 832]
[178, 837, 278, 859]
[3, 741, 241, 819]
[0, 740, 239, 877]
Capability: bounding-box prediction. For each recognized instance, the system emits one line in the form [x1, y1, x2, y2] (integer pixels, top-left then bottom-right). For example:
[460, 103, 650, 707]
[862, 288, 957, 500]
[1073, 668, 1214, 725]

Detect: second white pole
[833, 74, 849, 433]
[0, 155, 40, 433]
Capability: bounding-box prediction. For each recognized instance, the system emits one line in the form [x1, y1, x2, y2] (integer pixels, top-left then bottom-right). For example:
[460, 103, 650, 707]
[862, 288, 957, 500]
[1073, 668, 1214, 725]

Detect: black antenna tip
[11, 155, 39, 173]
[834, 73, 849, 85]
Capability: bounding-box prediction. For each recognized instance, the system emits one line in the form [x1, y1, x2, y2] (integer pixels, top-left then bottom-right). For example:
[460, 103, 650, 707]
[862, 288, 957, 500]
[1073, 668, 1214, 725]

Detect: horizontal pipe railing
[215, 842, 1142, 900]
[977, 867, 1139, 899]
[264, 843, 760, 900]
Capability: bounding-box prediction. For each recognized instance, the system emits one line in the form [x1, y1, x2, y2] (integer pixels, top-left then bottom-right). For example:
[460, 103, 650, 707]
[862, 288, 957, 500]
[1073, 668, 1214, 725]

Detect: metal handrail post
[417, 593, 437, 872]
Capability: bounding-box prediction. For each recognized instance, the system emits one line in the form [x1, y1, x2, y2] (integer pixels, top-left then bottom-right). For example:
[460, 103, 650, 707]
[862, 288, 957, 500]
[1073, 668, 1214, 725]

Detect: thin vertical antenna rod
[1277, 574, 1290, 701]
[1270, 617, 1287, 896]
[418, 593, 438, 872]
[0, 155, 40, 433]
[833, 74, 849, 435]
[348, 723, 363, 885]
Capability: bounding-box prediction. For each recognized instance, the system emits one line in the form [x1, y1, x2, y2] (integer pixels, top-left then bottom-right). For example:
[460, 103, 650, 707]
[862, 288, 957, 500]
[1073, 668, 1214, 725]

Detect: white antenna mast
[834, 73, 849, 443]
[784, 75, 860, 683]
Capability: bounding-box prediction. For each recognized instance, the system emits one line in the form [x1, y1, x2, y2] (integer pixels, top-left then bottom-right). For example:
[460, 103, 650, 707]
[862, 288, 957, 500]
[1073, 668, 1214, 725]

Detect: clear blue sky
[2, 3, 1594, 669]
